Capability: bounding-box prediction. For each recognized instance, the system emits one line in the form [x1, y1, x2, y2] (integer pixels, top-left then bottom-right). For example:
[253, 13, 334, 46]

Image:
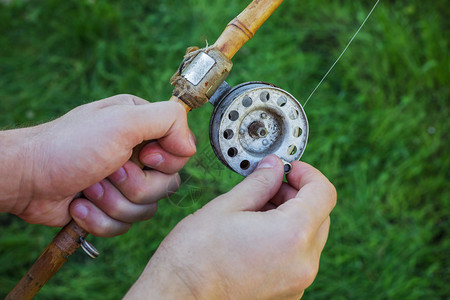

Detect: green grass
[1, 0, 448, 299]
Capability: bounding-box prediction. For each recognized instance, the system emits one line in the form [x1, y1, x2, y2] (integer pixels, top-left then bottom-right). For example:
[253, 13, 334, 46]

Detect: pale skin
[0, 95, 196, 236]
[0, 94, 336, 299]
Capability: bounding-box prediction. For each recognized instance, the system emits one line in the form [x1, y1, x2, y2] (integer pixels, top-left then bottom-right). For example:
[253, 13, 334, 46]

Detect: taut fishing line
[303, 0, 381, 107]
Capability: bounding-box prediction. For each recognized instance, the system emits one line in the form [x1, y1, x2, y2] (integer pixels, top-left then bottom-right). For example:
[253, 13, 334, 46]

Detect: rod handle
[5, 220, 88, 300]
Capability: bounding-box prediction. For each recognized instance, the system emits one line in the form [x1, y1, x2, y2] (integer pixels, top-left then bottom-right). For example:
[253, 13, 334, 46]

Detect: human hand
[2, 95, 196, 236]
[125, 155, 337, 299]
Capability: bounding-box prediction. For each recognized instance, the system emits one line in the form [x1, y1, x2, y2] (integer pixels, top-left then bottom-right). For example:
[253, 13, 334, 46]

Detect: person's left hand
[7, 94, 196, 236]
[124, 155, 336, 299]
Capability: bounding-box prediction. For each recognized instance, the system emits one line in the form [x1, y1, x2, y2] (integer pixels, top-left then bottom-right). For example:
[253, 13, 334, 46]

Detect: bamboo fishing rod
[167, 0, 285, 111]
[6, 0, 284, 299]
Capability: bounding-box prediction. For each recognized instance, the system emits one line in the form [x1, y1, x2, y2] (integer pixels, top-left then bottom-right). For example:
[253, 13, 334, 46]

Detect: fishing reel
[209, 81, 309, 176]
[169, 47, 309, 177]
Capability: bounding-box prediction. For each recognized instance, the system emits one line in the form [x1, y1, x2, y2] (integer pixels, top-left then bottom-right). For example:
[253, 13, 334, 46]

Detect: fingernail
[109, 167, 127, 183]
[167, 173, 181, 196]
[87, 182, 104, 200]
[256, 155, 278, 170]
[142, 153, 164, 167]
[74, 204, 88, 220]
[189, 132, 197, 152]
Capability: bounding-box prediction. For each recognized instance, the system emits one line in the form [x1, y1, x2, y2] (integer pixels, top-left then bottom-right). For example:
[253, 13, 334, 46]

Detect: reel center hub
[239, 108, 283, 155]
[247, 121, 267, 139]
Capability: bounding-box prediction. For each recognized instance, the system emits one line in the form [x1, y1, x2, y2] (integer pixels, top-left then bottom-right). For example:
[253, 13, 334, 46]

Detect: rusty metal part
[209, 82, 308, 176]
[281, 159, 293, 174]
[80, 237, 100, 259]
[170, 47, 233, 109]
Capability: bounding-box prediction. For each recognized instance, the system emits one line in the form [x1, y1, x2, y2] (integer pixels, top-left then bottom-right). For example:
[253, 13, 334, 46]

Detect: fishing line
[303, 0, 381, 107]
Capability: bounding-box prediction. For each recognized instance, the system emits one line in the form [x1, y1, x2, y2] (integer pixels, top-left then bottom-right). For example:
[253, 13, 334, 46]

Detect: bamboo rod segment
[214, 0, 285, 59]
[5, 221, 88, 300]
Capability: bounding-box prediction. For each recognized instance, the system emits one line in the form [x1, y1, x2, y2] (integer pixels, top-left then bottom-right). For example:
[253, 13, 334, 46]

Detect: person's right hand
[125, 154, 337, 299]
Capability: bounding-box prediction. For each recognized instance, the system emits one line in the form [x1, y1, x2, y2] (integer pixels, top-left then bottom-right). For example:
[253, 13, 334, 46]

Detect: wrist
[0, 127, 39, 214]
[124, 253, 199, 299]
[124, 242, 224, 299]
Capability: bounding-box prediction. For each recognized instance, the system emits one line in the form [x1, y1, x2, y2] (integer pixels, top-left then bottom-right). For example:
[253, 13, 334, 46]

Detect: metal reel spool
[209, 82, 308, 177]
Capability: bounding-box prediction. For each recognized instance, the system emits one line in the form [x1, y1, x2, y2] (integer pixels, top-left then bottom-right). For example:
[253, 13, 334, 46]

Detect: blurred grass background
[0, 0, 448, 299]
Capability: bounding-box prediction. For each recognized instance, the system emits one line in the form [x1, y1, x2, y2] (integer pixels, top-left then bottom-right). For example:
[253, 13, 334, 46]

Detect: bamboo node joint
[229, 18, 254, 39]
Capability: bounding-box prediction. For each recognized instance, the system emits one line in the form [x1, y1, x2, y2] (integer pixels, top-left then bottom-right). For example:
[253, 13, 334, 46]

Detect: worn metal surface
[209, 81, 232, 107]
[171, 47, 233, 109]
[182, 52, 216, 86]
[209, 82, 308, 176]
[80, 237, 99, 259]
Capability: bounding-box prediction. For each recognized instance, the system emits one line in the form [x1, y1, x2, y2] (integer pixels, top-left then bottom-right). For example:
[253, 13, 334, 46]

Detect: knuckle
[129, 187, 147, 203]
[142, 203, 158, 220]
[86, 220, 110, 237]
[94, 223, 130, 238]
[116, 94, 135, 104]
[91, 227, 108, 237]
[291, 228, 311, 248]
[326, 181, 337, 208]
[106, 203, 124, 220]
[283, 220, 312, 249]
[291, 263, 319, 292]
[304, 261, 320, 286]
[286, 278, 304, 296]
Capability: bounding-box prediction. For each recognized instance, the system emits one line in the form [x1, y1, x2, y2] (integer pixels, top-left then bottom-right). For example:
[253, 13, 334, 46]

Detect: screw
[257, 127, 268, 138]
[262, 139, 269, 146]
[260, 113, 267, 119]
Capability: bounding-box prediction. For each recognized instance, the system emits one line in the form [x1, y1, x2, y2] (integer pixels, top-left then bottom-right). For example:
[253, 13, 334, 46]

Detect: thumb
[218, 155, 284, 212]
[124, 100, 196, 157]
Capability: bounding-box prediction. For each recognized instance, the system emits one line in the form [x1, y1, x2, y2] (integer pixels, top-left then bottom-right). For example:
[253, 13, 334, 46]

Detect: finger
[93, 94, 150, 107]
[70, 198, 132, 237]
[108, 161, 181, 203]
[116, 100, 196, 157]
[307, 217, 331, 274]
[259, 182, 297, 211]
[287, 161, 335, 197]
[83, 179, 159, 223]
[138, 141, 191, 173]
[260, 202, 277, 212]
[270, 182, 298, 207]
[278, 161, 337, 229]
[159, 126, 196, 159]
[315, 216, 331, 253]
[135, 101, 196, 156]
[215, 155, 284, 212]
